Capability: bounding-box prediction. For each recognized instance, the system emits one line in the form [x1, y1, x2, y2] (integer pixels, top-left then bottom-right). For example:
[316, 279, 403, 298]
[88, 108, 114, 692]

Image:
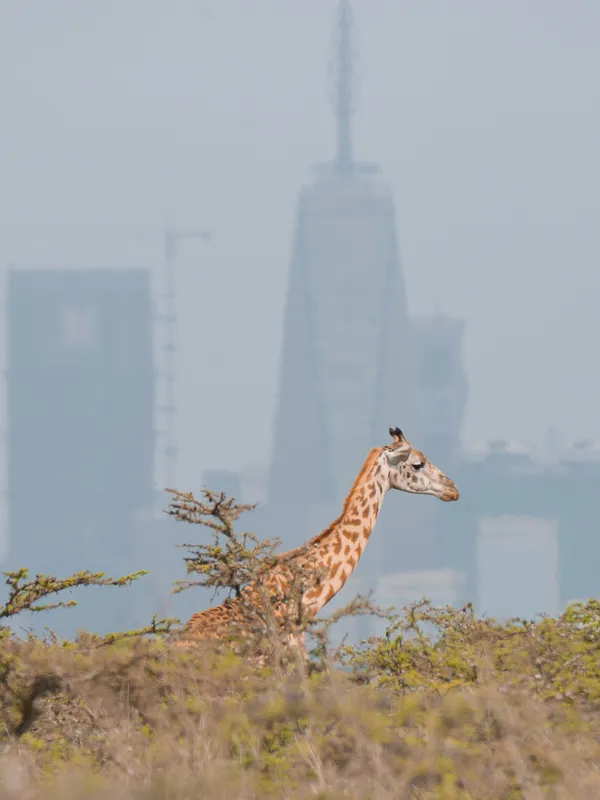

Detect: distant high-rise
[265, 1, 415, 600]
[410, 315, 468, 468]
[409, 314, 470, 600]
[7, 268, 155, 636]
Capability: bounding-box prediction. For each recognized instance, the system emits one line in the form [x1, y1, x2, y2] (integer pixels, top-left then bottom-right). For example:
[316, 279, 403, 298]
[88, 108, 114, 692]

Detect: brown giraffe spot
[330, 562, 341, 578]
[325, 554, 333, 566]
[332, 536, 343, 555]
[344, 544, 351, 555]
[324, 585, 336, 602]
[347, 555, 357, 569]
[346, 518, 361, 527]
[349, 530, 361, 543]
[362, 506, 370, 519]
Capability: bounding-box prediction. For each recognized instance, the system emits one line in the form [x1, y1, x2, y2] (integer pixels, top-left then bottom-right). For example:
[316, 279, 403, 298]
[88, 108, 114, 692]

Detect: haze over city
[2, 2, 599, 485]
[1, 1, 599, 635]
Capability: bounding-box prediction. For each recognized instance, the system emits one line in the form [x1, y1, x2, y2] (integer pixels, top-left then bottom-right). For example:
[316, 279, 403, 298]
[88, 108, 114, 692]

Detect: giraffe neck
[302, 449, 389, 616]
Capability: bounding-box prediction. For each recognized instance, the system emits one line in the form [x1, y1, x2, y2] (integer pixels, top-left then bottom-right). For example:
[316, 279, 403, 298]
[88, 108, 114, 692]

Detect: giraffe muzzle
[439, 485, 460, 502]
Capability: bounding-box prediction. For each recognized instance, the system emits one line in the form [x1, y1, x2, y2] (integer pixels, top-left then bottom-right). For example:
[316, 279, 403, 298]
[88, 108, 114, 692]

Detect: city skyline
[1, 2, 600, 629]
[2, 2, 600, 492]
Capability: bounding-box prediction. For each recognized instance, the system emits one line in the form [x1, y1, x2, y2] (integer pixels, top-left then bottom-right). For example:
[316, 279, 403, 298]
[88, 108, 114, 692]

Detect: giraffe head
[381, 426, 459, 502]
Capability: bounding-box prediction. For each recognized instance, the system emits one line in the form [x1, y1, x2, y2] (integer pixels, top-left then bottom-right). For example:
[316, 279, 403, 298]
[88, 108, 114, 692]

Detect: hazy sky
[1, 1, 599, 492]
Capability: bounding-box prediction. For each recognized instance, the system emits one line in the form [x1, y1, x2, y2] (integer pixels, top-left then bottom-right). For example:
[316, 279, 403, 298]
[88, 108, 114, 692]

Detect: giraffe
[173, 426, 459, 660]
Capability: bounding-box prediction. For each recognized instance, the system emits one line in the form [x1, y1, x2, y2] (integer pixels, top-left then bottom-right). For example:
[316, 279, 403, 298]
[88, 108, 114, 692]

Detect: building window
[62, 308, 97, 350]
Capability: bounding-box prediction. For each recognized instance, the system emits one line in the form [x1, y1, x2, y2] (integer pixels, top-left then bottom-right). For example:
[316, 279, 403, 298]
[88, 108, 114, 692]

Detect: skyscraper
[7, 267, 155, 636]
[265, 1, 415, 604]
[409, 314, 471, 601]
[410, 315, 468, 469]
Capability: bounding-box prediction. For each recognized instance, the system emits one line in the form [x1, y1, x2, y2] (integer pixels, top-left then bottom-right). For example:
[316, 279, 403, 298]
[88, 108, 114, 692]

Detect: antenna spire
[329, 0, 357, 177]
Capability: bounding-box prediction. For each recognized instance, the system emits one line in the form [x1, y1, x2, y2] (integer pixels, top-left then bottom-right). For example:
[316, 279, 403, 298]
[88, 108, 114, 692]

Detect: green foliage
[165, 487, 279, 599]
[339, 597, 600, 708]
[74, 613, 179, 647]
[0, 567, 147, 621]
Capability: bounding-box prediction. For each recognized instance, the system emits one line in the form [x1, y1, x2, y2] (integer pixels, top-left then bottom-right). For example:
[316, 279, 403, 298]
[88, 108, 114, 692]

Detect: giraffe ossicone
[173, 426, 459, 657]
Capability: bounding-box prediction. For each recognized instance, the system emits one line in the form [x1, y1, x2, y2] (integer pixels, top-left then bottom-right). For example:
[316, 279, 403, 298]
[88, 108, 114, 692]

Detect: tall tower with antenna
[318, 0, 378, 179]
[330, 0, 356, 176]
[264, 0, 418, 624]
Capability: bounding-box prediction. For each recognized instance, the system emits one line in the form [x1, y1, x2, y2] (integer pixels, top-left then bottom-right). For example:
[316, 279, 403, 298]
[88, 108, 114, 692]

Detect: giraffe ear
[389, 426, 405, 443]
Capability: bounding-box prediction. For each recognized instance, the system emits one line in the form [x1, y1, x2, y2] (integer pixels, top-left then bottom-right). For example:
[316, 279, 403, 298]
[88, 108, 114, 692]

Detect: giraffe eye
[413, 462, 425, 471]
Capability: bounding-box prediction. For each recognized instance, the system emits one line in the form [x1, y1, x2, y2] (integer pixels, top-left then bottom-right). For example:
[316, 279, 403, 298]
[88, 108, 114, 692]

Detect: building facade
[7, 268, 155, 636]
[453, 439, 600, 618]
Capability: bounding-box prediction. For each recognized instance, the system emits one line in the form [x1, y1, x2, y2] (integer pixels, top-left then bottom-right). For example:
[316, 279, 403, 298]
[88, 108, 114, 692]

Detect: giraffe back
[175, 547, 324, 648]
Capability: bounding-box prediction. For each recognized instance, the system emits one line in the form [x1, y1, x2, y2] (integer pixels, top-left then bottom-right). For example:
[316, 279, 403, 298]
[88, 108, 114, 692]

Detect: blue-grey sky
[1, 1, 599, 491]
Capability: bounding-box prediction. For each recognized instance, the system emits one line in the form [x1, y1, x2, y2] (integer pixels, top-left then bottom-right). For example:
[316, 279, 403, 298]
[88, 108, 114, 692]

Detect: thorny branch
[164, 488, 256, 536]
[0, 568, 148, 620]
[165, 488, 280, 600]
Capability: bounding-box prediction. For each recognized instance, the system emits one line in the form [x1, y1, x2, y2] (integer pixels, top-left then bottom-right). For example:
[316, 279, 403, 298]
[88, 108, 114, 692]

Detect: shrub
[0, 489, 599, 798]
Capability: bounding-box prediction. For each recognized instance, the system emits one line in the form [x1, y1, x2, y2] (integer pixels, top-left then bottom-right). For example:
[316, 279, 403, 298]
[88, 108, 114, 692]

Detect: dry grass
[0, 600, 599, 799]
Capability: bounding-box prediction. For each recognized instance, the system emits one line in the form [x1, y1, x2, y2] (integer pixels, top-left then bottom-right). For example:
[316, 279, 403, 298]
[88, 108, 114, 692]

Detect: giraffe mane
[302, 447, 382, 549]
[271, 447, 383, 565]
[266, 446, 394, 570]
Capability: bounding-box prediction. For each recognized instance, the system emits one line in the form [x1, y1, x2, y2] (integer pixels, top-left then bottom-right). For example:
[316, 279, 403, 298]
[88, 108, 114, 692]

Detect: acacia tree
[164, 487, 385, 666]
